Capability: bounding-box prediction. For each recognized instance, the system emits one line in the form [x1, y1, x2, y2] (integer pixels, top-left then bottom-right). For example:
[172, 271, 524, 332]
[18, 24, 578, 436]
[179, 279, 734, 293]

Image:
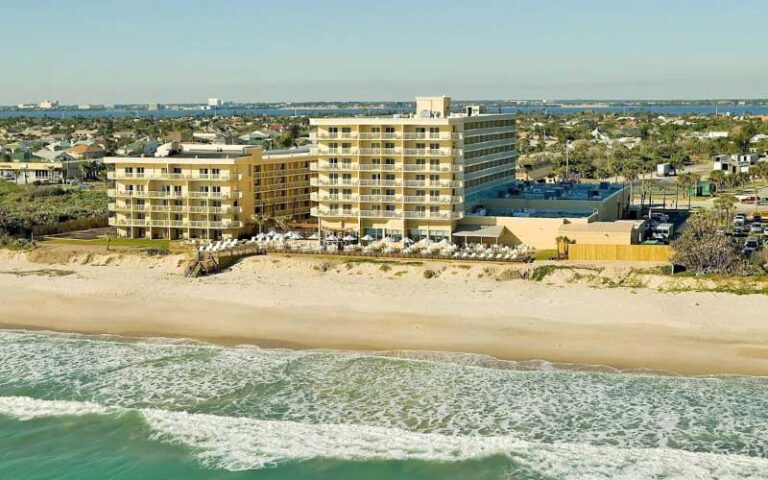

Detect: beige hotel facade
[106, 143, 313, 240]
[309, 96, 516, 240]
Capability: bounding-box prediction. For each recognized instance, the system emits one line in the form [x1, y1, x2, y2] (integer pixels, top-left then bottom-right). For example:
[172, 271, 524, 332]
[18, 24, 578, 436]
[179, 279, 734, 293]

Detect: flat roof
[310, 112, 514, 125]
[560, 220, 642, 233]
[494, 182, 625, 202]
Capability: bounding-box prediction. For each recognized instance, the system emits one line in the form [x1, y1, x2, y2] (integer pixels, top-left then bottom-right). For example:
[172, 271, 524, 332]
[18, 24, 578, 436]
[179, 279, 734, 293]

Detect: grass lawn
[41, 237, 171, 250]
[533, 249, 559, 260]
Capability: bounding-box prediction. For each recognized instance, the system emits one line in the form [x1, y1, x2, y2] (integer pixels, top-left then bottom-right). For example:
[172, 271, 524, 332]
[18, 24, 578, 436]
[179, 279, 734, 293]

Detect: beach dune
[1, 248, 767, 376]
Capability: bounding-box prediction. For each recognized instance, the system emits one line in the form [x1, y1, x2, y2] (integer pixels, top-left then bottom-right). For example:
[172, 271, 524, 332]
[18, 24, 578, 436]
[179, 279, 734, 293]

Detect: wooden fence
[568, 243, 672, 262]
[32, 217, 109, 236]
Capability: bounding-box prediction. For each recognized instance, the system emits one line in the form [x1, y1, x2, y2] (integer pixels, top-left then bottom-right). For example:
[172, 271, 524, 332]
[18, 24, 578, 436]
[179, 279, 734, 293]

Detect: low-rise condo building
[309, 96, 516, 241]
[105, 143, 255, 240]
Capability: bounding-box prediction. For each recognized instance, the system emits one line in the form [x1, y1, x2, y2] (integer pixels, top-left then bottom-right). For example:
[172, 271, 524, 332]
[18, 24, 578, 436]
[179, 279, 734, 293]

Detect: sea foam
[1, 396, 767, 478]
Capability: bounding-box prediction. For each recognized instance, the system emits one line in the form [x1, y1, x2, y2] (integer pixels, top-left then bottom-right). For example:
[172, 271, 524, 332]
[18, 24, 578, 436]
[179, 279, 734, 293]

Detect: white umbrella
[439, 238, 450, 245]
[256, 233, 268, 241]
[266, 230, 277, 238]
[273, 233, 285, 241]
[326, 233, 338, 242]
[361, 234, 374, 242]
[402, 237, 414, 245]
[307, 233, 319, 240]
[343, 234, 357, 242]
[289, 232, 303, 240]
[383, 236, 395, 243]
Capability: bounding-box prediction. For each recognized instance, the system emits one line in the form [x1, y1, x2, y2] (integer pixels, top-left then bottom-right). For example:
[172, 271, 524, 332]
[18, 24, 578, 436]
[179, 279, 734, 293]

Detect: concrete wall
[459, 214, 595, 250]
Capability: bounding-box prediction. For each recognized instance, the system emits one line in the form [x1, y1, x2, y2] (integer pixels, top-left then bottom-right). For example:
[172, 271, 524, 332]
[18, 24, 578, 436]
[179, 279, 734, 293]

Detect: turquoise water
[0, 331, 767, 479]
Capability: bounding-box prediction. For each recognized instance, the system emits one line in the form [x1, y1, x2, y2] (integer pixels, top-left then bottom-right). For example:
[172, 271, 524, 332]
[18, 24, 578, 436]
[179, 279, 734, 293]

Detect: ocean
[2, 105, 768, 119]
[0, 330, 766, 480]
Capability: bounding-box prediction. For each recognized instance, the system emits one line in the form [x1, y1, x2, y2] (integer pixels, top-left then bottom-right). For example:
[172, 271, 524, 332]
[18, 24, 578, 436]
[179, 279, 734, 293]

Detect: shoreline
[1, 247, 768, 376]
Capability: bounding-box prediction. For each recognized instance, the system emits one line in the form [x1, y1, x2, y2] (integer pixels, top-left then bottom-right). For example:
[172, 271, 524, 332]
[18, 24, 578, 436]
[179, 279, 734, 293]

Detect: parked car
[652, 223, 675, 243]
[753, 214, 762, 224]
[750, 222, 764, 234]
[651, 212, 670, 223]
[742, 237, 761, 256]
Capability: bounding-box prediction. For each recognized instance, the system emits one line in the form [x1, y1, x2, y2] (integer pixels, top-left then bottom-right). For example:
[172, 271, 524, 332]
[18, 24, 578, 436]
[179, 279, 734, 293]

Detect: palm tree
[708, 170, 727, 194]
[676, 173, 700, 210]
[713, 194, 738, 225]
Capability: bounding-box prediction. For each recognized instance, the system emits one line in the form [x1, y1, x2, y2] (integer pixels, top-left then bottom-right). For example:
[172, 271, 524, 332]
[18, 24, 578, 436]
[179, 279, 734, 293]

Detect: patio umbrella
[360, 234, 374, 242]
[266, 230, 277, 238]
[343, 234, 357, 242]
[307, 233, 319, 240]
[326, 233, 338, 242]
[289, 232, 303, 240]
[383, 236, 395, 243]
[273, 233, 285, 241]
[439, 238, 450, 245]
[402, 237, 414, 245]
[256, 233, 268, 241]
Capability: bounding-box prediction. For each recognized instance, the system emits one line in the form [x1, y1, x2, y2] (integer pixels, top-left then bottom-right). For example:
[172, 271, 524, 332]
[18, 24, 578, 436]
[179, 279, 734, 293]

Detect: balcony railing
[310, 178, 463, 188]
[311, 147, 462, 157]
[107, 172, 239, 181]
[309, 208, 461, 220]
[109, 218, 243, 229]
[310, 162, 463, 173]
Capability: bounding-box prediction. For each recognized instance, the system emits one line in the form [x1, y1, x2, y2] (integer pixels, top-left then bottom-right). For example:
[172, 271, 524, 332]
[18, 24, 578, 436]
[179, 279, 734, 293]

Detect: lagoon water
[2, 104, 768, 119]
[1, 330, 767, 479]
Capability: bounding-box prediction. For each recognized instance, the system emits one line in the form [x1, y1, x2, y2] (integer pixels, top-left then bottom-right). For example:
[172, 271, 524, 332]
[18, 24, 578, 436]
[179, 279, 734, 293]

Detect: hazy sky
[1, 0, 765, 103]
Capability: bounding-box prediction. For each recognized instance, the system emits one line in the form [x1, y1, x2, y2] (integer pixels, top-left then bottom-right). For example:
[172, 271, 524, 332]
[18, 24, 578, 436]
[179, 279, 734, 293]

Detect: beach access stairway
[185, 239, 267, 277]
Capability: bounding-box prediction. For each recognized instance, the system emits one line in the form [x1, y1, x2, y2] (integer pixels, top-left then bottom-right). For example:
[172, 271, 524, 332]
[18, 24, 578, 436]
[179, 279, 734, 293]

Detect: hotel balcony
[311, 132, 462, 141]
[310, 208, 462, 220]
[311, 147, 462, 157]
[108, 190, 242, 200]
[309, 162, 463, 173]
[310, 193, 463, 204]
[107, 172, 240, 181]
[109, 218, 243, 229]
[109, 203, 242, 214]
[310, 179, 463, 188]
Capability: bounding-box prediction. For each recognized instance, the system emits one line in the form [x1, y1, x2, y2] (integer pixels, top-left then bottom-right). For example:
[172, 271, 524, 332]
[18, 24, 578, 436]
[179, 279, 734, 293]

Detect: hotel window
[429, 206, 439, 213]
[385, 189, 395, 196]
[385, 204, 395, 211]
[342, 188, 352, 198]
[385, 126, 395, 133]
[173, 186, 182, 196]
[343, 204, 352, 214]
[212, 168, 220, 176]
[124, 167, 133, 174]
[173, 167, 182, 174]
[329, 173, 338, 184]
[430, 143, 440, 150]
[342, 174, 352, 183]
[136, 167, 145, 176]
[385, 174, 395, 181]
[199, 168, 209, 175]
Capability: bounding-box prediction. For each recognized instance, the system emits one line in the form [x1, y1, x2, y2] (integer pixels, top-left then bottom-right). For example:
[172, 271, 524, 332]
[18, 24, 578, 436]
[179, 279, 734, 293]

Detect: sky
[0, 0, 765, 104]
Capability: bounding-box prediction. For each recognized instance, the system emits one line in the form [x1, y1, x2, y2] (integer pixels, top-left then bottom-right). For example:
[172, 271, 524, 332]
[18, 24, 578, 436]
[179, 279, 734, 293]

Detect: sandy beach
[1, 246, 767, 376]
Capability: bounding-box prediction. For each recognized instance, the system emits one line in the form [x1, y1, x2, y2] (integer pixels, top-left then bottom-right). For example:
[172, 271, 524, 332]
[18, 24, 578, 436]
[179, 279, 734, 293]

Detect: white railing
[108, 172, 238, 181]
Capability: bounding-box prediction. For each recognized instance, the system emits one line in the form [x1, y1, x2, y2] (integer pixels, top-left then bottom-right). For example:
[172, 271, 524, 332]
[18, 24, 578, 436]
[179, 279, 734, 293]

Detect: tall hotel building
[309, 96, 516, 240]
